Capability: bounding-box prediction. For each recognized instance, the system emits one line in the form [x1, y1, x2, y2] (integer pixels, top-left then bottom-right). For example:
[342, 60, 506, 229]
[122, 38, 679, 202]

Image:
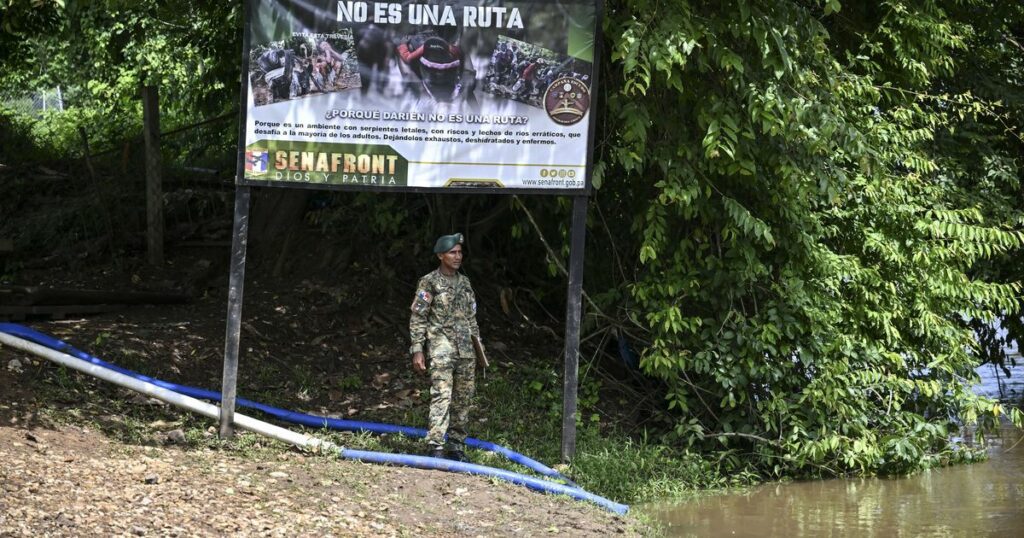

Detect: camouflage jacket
[409, 269, 479, 359]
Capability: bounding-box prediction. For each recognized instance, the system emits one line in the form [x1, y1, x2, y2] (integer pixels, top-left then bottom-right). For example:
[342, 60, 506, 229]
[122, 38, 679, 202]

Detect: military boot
[446, 448, 470, 463]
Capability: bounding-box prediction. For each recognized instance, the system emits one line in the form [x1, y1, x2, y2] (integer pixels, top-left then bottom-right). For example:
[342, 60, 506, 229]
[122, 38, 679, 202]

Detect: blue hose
[0, 324, 628, 514]
[0, 323, 581, 487]
[341, 449, 629, 515]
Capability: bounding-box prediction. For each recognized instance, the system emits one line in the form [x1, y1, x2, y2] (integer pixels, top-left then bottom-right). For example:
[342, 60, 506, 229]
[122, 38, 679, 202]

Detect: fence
[2, 87, 65, 116]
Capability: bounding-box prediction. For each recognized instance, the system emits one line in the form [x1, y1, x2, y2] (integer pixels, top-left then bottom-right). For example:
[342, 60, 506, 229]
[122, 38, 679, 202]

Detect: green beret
[433, 233, 464, 254]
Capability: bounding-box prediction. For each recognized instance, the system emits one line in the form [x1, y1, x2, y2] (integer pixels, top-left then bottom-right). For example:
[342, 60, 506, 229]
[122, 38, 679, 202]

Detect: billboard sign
[238, 0, 601, 193]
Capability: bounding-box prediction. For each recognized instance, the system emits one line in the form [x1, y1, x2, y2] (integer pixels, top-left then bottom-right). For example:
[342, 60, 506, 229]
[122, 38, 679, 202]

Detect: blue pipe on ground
[0, 323, 578, 487]
[341, 449, 629, 515]
[0, 328, 627, 514]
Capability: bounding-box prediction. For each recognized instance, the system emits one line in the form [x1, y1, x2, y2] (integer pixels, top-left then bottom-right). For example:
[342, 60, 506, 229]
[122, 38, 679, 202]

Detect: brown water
[646, 359, 1024, 537]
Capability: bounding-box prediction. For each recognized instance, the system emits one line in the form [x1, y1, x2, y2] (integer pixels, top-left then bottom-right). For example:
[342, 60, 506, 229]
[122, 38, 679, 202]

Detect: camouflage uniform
[409, 269, 479, 449]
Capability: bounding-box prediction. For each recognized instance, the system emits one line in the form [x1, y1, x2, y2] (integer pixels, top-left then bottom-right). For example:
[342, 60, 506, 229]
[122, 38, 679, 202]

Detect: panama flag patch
[245, 150, 268, 175]
[411, 290, 432, 313]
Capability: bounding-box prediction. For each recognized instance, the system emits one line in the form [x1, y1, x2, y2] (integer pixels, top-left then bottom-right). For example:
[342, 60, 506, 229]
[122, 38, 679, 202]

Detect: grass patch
[464, 362, 752, 504]
[570, 433, 744, 503]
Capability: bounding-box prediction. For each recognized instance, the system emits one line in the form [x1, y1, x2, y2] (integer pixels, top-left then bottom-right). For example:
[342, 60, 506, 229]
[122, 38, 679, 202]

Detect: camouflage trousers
[427, 352, 476, 449]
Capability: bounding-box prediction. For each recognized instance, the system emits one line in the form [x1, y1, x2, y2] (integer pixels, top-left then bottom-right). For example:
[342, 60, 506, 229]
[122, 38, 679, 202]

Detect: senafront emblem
[543, 77, 591, 126]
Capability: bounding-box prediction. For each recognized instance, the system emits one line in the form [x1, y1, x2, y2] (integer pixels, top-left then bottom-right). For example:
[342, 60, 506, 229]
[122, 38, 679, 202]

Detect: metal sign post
[219, 187, 251, 439]
[561, 0, 603, 462]
[561, 194, 588, 462]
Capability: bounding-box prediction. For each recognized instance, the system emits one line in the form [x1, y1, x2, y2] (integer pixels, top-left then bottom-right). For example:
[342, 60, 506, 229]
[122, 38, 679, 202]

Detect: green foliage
[569, 433, 754, 503]
[469, 363, 736, 502]
[2, 0, 1022, 487]
[598, 0, 1024, 477]
[1, 0, 241, 161]
[0, 106, 41, 162]
[0, 1, 242, 270]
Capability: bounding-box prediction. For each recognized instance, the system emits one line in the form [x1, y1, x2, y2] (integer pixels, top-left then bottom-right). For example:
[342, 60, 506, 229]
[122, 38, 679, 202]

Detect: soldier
[409, 233, 482, 461]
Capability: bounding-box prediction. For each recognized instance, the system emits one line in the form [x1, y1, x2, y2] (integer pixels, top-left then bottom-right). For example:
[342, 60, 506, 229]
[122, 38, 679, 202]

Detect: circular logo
[544, 77, 591, 126]
[540, 169, 549, 177]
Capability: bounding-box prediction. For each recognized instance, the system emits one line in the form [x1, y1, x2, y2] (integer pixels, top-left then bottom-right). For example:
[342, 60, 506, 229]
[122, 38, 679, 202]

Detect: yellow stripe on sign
[411, 161, 584, 167]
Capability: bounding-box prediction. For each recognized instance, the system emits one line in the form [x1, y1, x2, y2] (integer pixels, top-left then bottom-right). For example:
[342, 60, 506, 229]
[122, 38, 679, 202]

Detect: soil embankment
[0, 414, 631, 536]
[0, 253, 641, 536]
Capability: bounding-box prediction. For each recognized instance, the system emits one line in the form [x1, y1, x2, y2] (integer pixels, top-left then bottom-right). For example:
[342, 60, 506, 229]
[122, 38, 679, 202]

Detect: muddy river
[645, 357, 1024, 536]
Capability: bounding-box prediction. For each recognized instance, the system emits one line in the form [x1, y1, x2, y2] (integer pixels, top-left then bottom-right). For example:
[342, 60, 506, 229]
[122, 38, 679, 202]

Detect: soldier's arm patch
[411, 290, 432, 314]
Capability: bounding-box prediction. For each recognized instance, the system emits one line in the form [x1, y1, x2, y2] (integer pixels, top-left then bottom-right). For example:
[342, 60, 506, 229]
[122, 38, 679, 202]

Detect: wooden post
[561, 195, 588, 463]
[220, 186, 251, 439]
[142, 85, 164, 266]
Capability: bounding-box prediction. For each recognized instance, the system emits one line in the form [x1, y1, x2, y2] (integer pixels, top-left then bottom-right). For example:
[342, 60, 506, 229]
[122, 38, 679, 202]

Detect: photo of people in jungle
[482, 36, 591, 109]
[249, 30, 362, 106]
[244, 1, 598, 116]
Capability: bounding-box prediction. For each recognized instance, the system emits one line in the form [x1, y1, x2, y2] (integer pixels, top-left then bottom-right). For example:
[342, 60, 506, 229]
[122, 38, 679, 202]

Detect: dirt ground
[0, 249, 643, 537]
[0, 417, 631, 536]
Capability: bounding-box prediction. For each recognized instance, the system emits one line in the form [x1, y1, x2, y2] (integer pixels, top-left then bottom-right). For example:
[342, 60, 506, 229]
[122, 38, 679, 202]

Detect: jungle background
[1, 0, 1023, 508]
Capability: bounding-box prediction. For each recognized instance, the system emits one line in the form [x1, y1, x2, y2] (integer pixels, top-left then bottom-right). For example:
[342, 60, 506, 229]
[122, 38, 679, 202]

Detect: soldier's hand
[412, 352, 427, 375]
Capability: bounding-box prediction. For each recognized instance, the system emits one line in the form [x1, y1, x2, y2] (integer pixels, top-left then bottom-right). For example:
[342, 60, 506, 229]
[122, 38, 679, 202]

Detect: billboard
[238, 0, 601, 194]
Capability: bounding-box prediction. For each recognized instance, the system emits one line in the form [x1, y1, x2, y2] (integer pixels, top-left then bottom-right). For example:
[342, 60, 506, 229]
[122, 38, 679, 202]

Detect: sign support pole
[219, 185, 251, 439]
[561, 194, 588, 463]
[142, 85, 164, 266]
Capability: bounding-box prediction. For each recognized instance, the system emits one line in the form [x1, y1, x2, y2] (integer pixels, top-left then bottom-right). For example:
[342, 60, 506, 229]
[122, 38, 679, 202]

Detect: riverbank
[4, 241, 1020, 536]
[0, 413, 634, 536]
[0, 331, 643, 536]
[0, 253, 661, 535]
[641, 354, 1024, 535]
